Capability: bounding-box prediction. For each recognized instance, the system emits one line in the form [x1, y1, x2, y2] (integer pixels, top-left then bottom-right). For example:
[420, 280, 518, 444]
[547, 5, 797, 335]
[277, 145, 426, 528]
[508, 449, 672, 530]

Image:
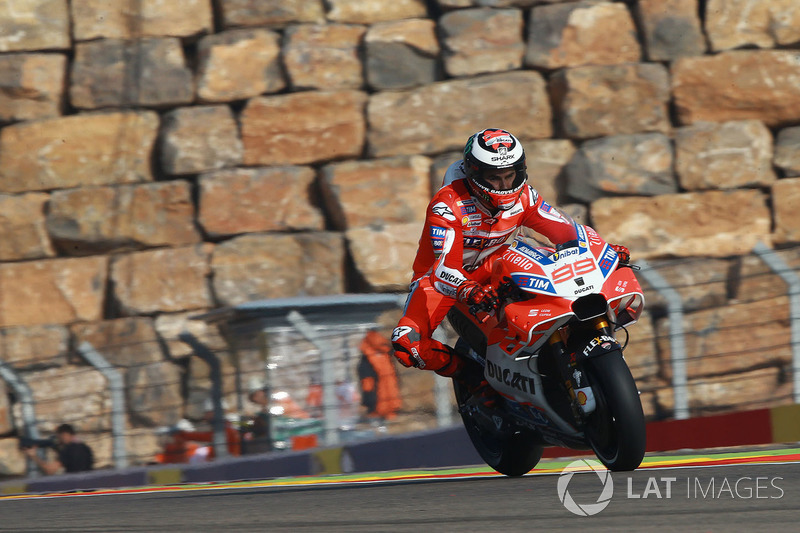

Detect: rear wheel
[453, 378, 543, 477]
[583, 350, 646, 471]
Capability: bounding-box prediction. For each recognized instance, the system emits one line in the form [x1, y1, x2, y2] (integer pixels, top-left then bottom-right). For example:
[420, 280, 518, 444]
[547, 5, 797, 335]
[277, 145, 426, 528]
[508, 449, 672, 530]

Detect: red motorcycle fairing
[449, 223, 648, 474]
[454, 226, 644, 359]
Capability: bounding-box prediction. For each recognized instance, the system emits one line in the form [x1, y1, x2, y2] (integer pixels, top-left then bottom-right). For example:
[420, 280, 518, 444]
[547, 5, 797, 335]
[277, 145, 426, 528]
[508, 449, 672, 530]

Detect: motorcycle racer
[391, 128, 629, 380]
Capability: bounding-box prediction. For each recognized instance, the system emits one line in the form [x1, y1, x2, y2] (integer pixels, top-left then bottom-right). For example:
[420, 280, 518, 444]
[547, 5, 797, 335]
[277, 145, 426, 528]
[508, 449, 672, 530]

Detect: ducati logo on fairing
[486, 361, 536, 394]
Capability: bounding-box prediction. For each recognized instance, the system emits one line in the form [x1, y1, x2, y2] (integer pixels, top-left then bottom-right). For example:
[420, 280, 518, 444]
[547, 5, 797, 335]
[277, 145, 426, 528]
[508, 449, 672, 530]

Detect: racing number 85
[552, 258, 595, 284]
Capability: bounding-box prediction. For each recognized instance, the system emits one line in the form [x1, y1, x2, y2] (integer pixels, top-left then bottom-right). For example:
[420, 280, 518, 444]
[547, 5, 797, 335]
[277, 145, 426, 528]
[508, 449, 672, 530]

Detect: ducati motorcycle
[447, 222, 646, 475]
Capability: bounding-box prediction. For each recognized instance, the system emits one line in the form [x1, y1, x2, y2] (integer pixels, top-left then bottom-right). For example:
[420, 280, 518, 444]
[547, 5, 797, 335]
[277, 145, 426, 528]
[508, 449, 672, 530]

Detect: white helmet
[463, 128, 527, 211]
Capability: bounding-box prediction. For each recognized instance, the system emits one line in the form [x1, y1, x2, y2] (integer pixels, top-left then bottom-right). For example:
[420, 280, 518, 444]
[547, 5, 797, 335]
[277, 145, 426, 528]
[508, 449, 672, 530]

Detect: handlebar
[466, 277, 526, 323]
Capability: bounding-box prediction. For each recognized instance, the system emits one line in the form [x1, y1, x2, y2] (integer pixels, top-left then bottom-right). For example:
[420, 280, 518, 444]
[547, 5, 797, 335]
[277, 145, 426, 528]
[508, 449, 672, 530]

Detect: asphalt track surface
[1, 447, 798, 533]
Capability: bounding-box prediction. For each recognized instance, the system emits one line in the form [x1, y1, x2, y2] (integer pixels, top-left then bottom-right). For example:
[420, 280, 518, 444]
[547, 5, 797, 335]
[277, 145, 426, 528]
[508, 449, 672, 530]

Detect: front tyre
[453, 378, 543, 477]
[583, 350, 646, 471]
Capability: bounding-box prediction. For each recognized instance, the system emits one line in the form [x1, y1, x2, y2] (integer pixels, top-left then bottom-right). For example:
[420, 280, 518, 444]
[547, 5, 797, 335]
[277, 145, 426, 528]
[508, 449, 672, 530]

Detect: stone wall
[0, 0, 799, 474]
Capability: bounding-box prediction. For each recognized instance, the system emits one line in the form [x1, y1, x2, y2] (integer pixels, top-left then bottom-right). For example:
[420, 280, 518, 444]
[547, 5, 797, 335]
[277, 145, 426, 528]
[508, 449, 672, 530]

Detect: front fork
[549, 317, 612, 421]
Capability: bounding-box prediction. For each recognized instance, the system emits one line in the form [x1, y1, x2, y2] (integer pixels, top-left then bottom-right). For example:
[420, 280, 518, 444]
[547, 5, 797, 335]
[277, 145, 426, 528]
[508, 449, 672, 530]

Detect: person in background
[169, 399, 242, 464]
[23, 423, 94, 475]
[358, 329, 401, 422]
[335, 378, 360, 428]
[305, 375, 323, 419]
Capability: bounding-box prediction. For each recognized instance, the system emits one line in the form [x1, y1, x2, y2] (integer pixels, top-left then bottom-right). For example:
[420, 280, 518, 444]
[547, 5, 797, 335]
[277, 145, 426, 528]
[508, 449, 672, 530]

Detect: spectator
[357, 329, 401, 422]
[164, 399, 242, 464]
[335, 379, 360, 428]
[250, 380, 311, 420]
[305, 376, 323, 419]
[23, 423, 94, 475]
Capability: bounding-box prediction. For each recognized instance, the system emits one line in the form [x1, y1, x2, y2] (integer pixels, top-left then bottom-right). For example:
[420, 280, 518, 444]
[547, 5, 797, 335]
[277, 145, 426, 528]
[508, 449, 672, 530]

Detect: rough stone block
[160, 105, 243, 175]
[22, 365, 111, 433]
[705, 0, 800, 51]
[198, 167, 324, 237]
[327, 0, 427, 23]
[70, 38, 194, 110]
[46, 181, 200, 255]
[346, 222, 425, 290]
[637, 257, 732, 313]
[440, 8, 524, 77]
[365, 19, 440, 90]
[675, 120, 776, 190]
[218, 0, 324, 28]
[551, 63, 671, 139]
[687, 367, 788, 413]
[0, 437, 25, 475]
[0, 256, 108, 327]
[0, 54, 65, 122]
[672, 51, 800, 127]
[734, 249, 800, 303]
[634, 0, 706, 61]
[283, 24, 365, 90]
[0, 324, 69, 370]
[772, 178, 800, 245]
[525, 1, 641, 69]
[368, 72, 551, 157]
[774, 126, 800, 177]
[197, 28, 285, 102]
[0, 193, 54, 261]
[524, 140, 576, 205]
[154, 312, 226, 361]
[71, 0, 213, 40]
[126, 361, 183, 427]
[566, 133, 676, 202]
[0, 111, 158, 193]
[111, 245, 214, 315]
[242, 91, 366, 165]
[320, 156, 431, 230]
[0, 0, 69, 52]
[591, 190, 772, 259]
[71, 317, 164, 368]
[657, 296, 790, 379]
[211, 233, 345, 305]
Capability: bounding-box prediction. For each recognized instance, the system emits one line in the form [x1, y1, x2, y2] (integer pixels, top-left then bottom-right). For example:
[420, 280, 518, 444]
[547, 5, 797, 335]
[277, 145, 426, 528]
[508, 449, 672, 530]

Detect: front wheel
[583, 350, 646, 471]
[453, 377, 543, 477]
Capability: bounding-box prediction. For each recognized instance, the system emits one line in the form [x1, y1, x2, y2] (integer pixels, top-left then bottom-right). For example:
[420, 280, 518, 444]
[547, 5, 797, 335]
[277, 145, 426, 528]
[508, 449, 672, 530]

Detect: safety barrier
[3, 403, 799, 495]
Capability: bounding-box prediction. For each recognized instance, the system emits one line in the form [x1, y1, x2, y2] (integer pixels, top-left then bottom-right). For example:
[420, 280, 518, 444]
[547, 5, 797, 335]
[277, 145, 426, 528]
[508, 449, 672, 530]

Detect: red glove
[457, 281, 499, 312]
[610, 244, 630, 264]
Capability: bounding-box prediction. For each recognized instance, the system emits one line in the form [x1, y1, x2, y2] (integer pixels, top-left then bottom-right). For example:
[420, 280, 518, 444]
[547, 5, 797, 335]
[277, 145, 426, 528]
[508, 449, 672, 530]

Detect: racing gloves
[610, 244, 630, 264]
[457, 281, 499, 312]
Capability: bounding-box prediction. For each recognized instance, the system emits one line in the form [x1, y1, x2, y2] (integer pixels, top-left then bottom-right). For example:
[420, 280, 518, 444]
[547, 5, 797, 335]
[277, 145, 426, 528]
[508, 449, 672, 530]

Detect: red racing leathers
[391, 169, 577, 377]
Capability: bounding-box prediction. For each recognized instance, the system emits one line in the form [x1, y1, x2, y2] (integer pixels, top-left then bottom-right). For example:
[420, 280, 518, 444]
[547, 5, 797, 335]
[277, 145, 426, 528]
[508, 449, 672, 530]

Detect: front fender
[576, 334, 621, 363]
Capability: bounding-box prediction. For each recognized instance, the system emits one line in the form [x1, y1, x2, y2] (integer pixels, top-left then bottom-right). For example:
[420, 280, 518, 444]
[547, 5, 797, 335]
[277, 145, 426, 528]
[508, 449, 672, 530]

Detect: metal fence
[1, 245, 799, 478]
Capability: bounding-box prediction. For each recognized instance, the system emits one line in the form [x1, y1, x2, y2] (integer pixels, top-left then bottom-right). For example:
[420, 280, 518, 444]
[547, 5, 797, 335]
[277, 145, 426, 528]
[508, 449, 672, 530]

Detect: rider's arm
[520, 186, 577, 245]
[423, 199, 471, 298]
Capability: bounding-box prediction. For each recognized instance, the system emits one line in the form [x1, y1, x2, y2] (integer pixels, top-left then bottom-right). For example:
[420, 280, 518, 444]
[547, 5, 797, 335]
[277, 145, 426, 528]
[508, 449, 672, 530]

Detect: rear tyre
[453, 377, 543, 477]
[583, 350, 646, 471]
